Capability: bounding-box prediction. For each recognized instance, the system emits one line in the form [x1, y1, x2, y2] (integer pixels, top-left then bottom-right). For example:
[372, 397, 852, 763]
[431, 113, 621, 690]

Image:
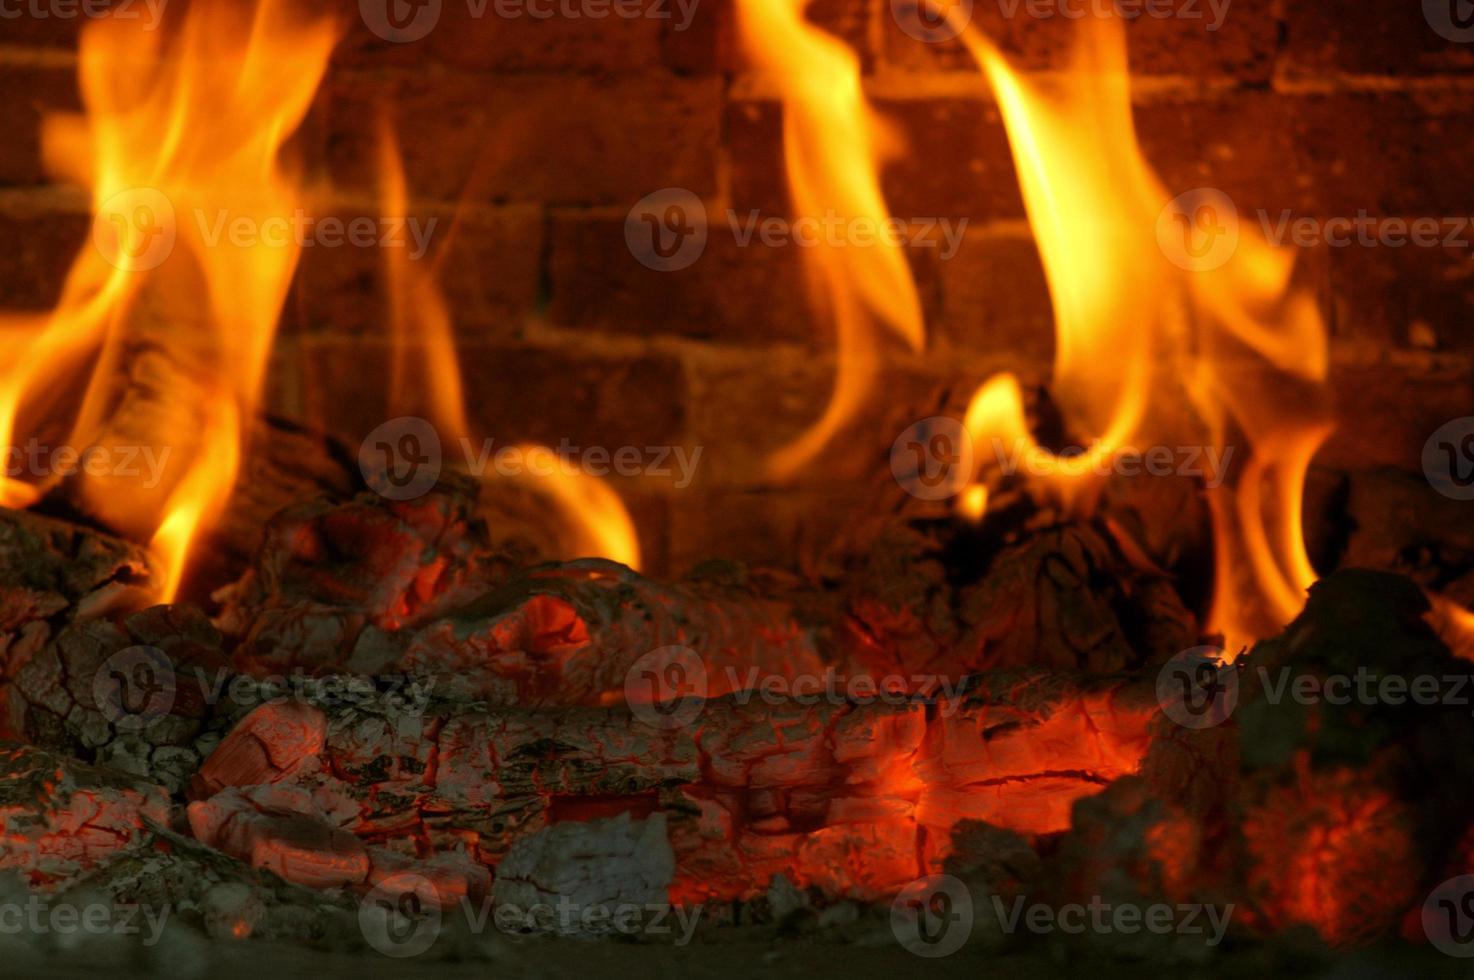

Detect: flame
[732, 0, 925, 479]
[948, 13, 1331, 652]
[0, 2, 338, 599]
[373, 124, 641, 569]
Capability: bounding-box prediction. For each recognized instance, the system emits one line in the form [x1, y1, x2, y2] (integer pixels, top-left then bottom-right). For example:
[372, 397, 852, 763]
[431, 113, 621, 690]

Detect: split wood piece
[0, 739, 170, 888]
[189, 415, 364, 590]
[4, 604, 228, 793]
[213, 483, 519, 674]
[0, 507, 156, 684]
[352, 559, 838, 705]
[191, 670, 1162, 901]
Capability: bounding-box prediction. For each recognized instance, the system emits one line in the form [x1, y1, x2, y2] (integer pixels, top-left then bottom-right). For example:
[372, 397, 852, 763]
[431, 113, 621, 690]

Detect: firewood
[0, 507, 156, 683]
[0, 740, 170, 888]
[187, 670, 1162, 900]
[4, 604, 228, 792]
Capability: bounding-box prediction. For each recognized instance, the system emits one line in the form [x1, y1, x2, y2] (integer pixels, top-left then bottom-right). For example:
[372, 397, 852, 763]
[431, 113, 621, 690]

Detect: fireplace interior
[1, 0, 1474, 976]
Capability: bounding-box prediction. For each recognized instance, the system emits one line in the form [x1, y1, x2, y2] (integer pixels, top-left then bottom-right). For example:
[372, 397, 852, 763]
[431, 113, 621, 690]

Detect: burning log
[0, 507, 155, 680]
[0, 740, 170, 888]
[213, 484, 519, 674]
[4, 604, 228, 792]
[186, 670, 1163, 901]
[359, 558, 837, 705]
[840, 522, 1198, 682]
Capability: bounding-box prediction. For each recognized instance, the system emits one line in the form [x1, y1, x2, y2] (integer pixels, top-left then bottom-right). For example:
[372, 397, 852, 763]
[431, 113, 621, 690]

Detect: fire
[0, 2, 339, 599]
[373, 122, 642, 569]
[949, 14, 1332, 652]
[732, 0, 925, 479]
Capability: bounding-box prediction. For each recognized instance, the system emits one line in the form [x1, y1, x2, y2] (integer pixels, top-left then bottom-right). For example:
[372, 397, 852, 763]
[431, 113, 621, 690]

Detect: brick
[736, 90, 1474, 228]
[0, 62, 79, 186]
[324, 73, 722, 205]
[1280, 0, 1474, 77]
[878, 0, 1275, 81]
[666, 485, 885, 572]
[0, 196, 88, 309]
[547, 208, 942, 345]
[290, 337, 689, 451]
[1316, 354, 1474, 472]
[1140, 91, 1474, 219]
[290, 204, 542, 337]
[934, 228, 1054, 361]
[332, 0, 668, 73]
[727, 96, 1023, 221]
[1328, 232, 1474, 353]
[684, 349, 979, 487]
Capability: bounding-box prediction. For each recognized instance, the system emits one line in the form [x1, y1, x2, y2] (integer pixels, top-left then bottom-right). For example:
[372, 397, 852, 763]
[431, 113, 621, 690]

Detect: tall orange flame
[733, 0, 925, 479]
[0, 2, 338, 599]
[373, 123, 641, 569]
[952, 14, 1332, 651]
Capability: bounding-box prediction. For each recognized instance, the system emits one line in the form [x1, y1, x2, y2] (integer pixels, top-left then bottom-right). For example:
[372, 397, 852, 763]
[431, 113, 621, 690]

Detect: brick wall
[1, 0, 1472, 576]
